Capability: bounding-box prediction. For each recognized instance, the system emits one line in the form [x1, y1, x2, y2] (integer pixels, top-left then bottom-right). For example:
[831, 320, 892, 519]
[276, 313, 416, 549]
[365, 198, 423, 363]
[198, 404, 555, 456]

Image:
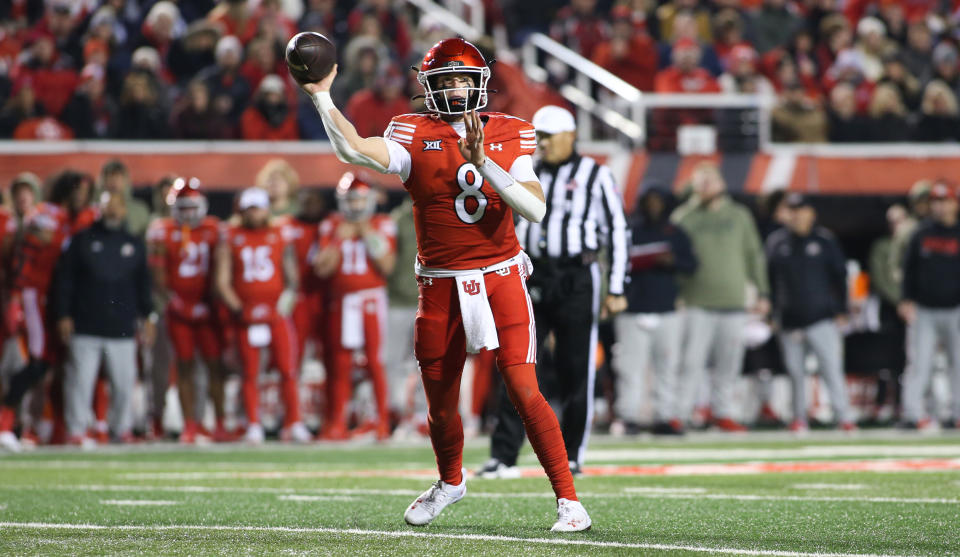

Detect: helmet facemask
[418, 66, 490, 115]
[172, 196, 207, 228]
[338, 189, 376, 222]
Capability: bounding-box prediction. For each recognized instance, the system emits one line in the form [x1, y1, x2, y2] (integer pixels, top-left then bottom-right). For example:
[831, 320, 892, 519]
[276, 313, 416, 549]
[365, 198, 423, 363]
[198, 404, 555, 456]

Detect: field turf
[1, 431, 959, 556]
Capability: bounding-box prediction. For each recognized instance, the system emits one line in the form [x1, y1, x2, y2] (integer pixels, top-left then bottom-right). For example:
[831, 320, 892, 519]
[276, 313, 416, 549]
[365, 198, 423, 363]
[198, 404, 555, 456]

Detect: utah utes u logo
[462, 279, 481, 296]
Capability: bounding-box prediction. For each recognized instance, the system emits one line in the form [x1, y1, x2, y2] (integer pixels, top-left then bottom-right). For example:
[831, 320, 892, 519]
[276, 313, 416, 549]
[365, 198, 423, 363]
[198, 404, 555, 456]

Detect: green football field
[1, 432, 959, 556]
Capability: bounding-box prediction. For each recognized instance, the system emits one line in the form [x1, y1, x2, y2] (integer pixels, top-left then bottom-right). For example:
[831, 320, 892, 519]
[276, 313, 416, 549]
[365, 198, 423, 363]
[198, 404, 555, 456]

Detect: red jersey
[15, 204, 97, 293]
[223, 223, 287, 322]
[384, 111, 536, 270]
[147, 216, 221, 319]
[318, 213, 396, 298]
[277, 215, 322, 292]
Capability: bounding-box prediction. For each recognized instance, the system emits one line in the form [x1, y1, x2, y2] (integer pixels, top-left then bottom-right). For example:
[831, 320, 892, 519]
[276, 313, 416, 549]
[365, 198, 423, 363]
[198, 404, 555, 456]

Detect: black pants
[490, 261, 598, 466]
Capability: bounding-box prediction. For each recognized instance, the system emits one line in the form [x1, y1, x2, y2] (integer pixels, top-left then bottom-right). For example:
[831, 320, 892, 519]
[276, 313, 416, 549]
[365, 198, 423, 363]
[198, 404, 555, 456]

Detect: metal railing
[522, 33, 644, 145]
[402, 0, 482, 40]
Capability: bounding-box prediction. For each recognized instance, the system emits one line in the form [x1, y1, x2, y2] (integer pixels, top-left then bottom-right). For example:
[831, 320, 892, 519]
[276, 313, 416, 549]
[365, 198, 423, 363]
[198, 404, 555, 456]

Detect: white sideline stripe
[622, 490, 958, 505]
[623, 487, 708, 494]
[100, 500, 179, 506]
[793, 484, 867, 491]
[0, 522, 915, 557]
[15, 484, 958, 505]
[278, 495, 360, 502]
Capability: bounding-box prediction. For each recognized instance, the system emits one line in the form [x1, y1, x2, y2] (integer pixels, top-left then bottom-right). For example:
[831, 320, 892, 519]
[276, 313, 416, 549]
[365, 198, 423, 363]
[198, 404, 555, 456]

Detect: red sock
[93, 377, 109, 422]
[0, 406, 15, 432]
[280, 370, 301, 426]
[420, 357, 465, 486]
[502, 363, 577, 501]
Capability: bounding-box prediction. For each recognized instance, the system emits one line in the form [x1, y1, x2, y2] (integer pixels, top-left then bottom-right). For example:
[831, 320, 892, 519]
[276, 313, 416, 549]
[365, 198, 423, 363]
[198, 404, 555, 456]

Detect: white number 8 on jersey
[455, 163, 487, 224]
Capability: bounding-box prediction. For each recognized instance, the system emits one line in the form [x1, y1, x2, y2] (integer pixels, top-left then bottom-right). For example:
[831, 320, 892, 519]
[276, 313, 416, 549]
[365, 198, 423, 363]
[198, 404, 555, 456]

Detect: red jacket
[240, 106, 298, 140]
[591, 35, 658, 92]
[345, 90, 412, 138]
[654, 67, 721, 93]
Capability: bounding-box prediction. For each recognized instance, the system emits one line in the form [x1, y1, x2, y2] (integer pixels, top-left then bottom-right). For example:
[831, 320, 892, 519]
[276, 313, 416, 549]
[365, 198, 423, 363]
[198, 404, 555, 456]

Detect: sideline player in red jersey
[302, 37, 591, 530]
[277, 188, 328, 374]
[147, 178, 230, 443]
[214, 187, 310, 444]
[314, 172, 396, 441]
[0, 171, 97, 452]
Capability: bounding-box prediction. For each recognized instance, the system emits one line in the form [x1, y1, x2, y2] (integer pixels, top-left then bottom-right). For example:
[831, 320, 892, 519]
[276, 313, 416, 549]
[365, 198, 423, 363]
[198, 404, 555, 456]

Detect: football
[285, 32, 337, 85]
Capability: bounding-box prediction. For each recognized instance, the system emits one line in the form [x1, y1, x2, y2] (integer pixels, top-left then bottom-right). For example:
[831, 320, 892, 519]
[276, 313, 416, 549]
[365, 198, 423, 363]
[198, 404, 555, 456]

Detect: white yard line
[793, 484, 867, 491]
[0, 521, 920, 557]
[617, 487, 708, 494]
[99, 500, 179, 506]
[9, 484, 956, 505]
[277, 495, 361, 502]
[623, 489, 958, 505]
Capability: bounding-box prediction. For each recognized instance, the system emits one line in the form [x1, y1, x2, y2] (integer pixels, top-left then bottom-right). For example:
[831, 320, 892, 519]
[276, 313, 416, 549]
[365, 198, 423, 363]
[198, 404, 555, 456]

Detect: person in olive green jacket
[99, 159, 151, 238]
[671, 162, 770, 431]
[385, 197, 422, 428]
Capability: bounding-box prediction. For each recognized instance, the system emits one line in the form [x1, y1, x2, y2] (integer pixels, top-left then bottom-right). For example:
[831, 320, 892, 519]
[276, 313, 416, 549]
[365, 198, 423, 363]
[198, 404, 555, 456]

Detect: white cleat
[404, 471, 466, 526]
[477, 458, 521, 479]
[0, 431, 21, 453]
[244, 423, 265, 445]
[282, 422, 312, 443]
[550, 498, 592, 532]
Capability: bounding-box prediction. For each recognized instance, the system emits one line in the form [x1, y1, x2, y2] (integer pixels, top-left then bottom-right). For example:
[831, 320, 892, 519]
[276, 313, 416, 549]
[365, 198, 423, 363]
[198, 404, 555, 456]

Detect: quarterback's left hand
[458, 110, 486, 167]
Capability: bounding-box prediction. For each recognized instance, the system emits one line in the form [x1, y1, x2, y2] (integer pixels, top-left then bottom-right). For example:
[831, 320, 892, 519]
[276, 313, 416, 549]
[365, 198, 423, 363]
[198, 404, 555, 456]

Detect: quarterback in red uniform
[302, 37, 590, 530]
[147, 178, 229, 443]
[314, 173, 396, 441]
[214, 187, 309, 444]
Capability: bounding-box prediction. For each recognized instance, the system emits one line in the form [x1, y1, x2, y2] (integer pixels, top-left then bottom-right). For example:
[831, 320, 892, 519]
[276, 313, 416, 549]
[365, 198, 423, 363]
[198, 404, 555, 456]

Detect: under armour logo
[423, 139, 443, 151]
[421, 277, 433, 286]
[489, 143, 503, 151]
[462, 279, 481, 296]
[495, 267, 510, 276]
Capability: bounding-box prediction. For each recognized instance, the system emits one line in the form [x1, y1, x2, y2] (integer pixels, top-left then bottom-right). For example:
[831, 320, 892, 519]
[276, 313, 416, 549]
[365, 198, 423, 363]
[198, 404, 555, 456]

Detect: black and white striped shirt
[517, 154, 629, 295]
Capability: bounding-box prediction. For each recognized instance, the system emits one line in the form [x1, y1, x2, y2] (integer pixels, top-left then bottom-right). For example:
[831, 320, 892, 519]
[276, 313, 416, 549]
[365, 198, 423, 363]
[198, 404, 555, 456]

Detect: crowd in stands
[2, 0, 960, 143]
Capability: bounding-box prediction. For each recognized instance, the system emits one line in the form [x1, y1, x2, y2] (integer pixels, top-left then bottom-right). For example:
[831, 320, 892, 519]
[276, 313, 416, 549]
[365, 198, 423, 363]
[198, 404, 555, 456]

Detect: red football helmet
[166, 176, 207, 227]
[336, 172, 376, 222]
[417, 38, 490, 115]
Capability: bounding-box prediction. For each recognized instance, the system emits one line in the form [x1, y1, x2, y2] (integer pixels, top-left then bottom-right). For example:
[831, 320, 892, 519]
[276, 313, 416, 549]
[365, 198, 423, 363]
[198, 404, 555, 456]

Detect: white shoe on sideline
[477, 458, 521, 479]
[404, 470, 466, 526]
[0, 431, 21, 453]
[550, 498, 591, 532]
[244, 423, 265, 444]
[283, 422, 312, 443]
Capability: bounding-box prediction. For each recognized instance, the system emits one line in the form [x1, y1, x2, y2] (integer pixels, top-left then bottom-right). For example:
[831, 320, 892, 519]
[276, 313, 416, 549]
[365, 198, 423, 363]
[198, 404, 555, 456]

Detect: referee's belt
[530, 251, 598, 269]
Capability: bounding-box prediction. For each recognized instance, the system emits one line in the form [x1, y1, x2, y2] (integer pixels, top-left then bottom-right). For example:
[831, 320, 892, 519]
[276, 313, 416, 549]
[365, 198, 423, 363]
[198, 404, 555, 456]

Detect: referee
[479, 105, 628, 477]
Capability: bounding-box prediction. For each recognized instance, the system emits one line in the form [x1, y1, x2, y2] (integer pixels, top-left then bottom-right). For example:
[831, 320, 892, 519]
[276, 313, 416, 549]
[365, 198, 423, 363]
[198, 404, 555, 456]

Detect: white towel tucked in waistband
[341, 291, 364, 350]
[455, 271, 499, 353]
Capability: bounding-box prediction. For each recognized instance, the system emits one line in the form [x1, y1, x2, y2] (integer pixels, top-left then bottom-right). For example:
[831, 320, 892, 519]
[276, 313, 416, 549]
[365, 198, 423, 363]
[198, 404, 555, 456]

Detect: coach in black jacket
[57, 192, 156, 444]
[898, 182, 960, 428]
[766, 194, 854, 432]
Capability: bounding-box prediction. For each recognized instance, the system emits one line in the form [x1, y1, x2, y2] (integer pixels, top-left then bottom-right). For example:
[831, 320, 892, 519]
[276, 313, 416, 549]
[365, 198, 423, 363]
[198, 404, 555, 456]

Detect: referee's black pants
[490, 261, 599, 467]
